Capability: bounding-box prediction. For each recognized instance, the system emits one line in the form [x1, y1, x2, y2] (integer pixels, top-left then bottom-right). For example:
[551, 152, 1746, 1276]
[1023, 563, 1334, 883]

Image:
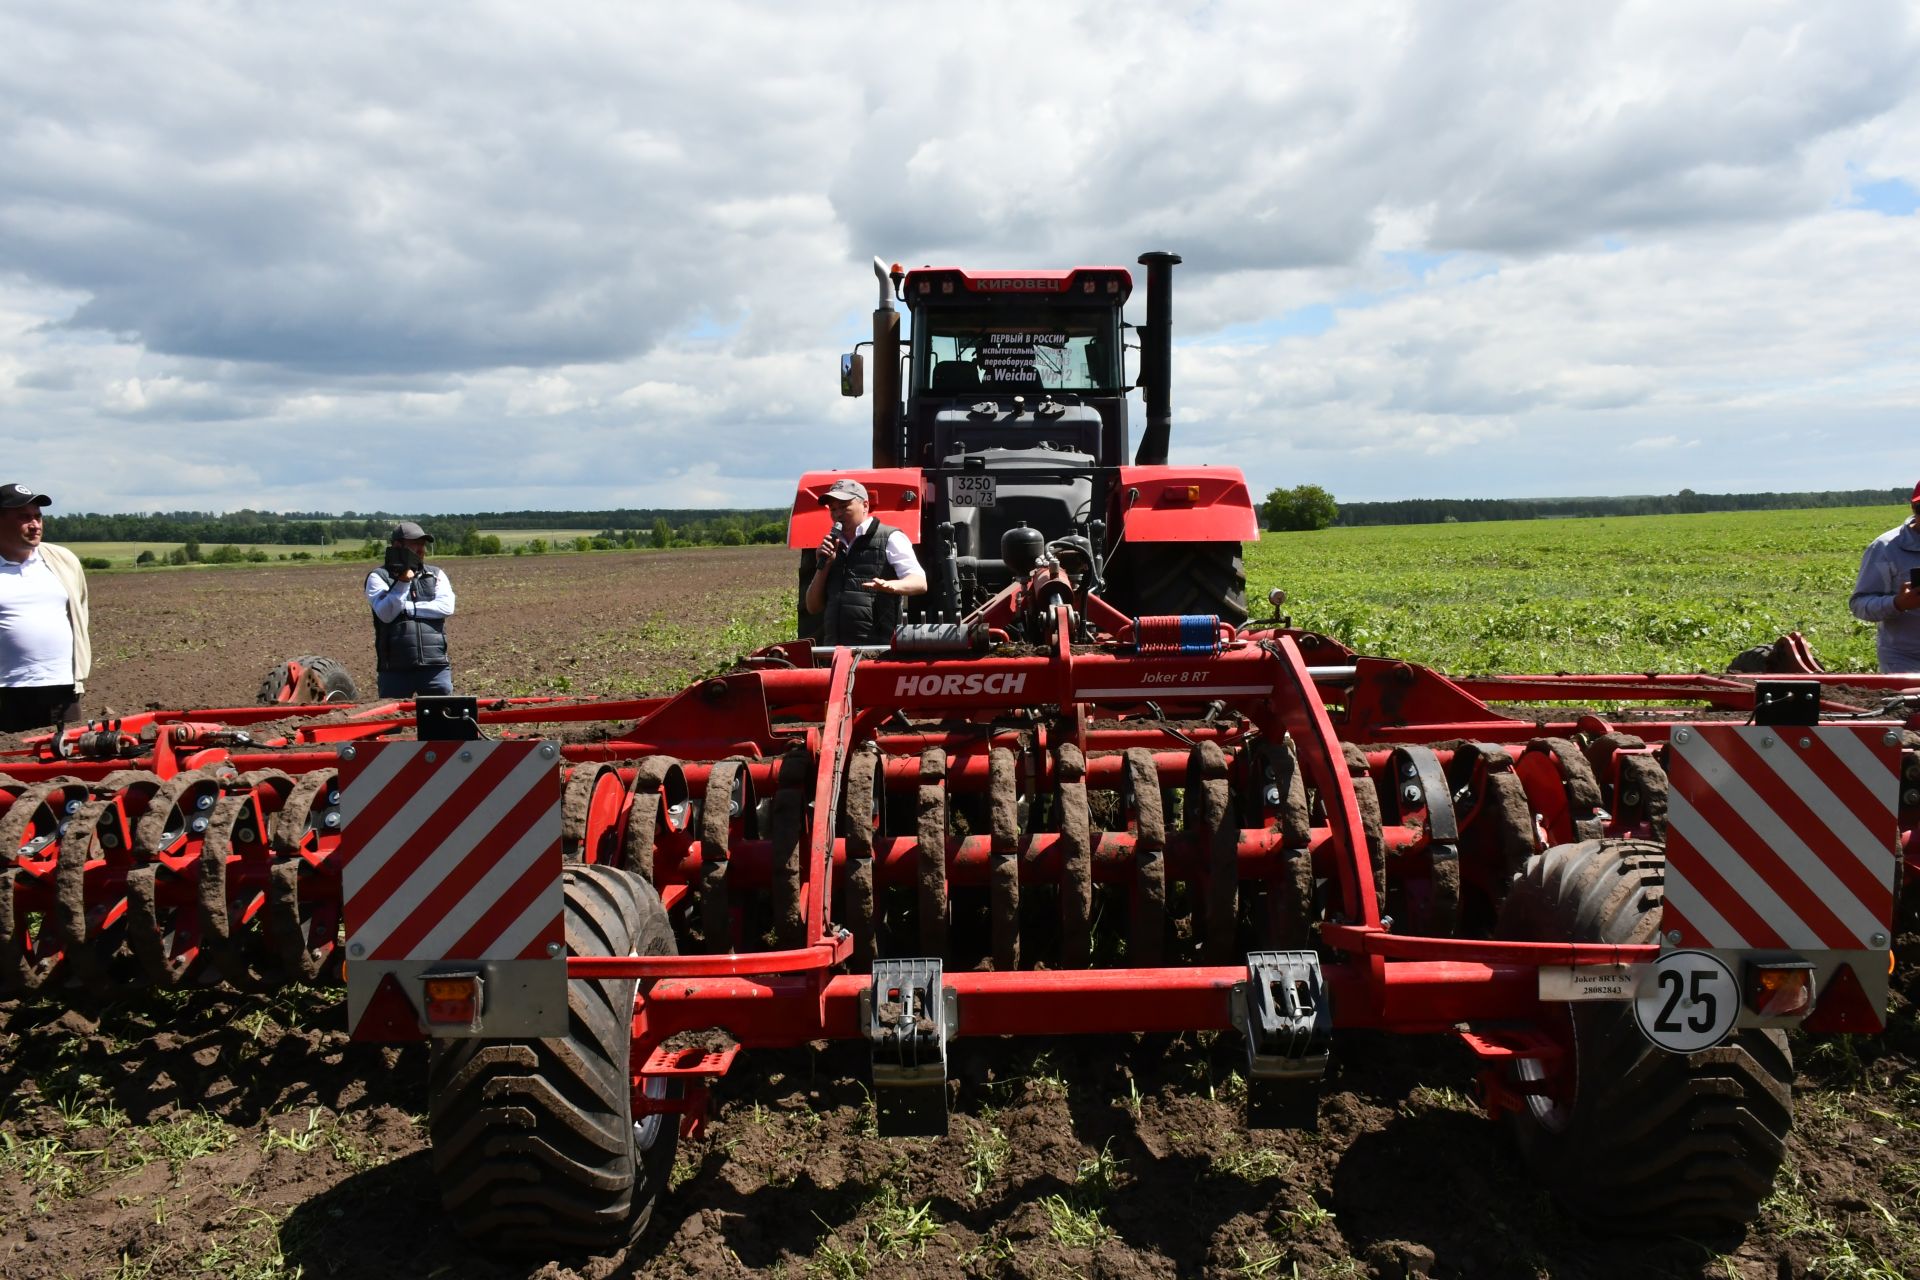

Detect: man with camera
[365, 521, 456, 697]
[804, 478, 926, 645]
[1849, 481, 1920, 673]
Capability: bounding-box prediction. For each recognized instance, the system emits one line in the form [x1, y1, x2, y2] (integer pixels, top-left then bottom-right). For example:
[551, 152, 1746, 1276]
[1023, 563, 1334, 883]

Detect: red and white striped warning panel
[339, 739, 564, 962]
[1665, 724, 1898, 951]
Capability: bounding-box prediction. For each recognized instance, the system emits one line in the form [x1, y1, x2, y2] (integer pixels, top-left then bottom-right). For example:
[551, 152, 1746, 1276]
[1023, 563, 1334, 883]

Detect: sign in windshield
[919, 307, 1120, 392]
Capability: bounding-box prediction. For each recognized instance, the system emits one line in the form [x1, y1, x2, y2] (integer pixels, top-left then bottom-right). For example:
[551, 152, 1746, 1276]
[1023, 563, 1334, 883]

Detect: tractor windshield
[914, 306, 1123, 394]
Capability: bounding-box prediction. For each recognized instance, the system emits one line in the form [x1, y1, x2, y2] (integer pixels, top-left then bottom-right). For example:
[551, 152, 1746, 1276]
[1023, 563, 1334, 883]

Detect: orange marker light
[423, 974, 482, 1026]
[1743, 961, 1814, 1018]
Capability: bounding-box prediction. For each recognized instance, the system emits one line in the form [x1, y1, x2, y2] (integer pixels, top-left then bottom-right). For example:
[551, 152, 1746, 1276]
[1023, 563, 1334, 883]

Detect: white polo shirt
[0, 549, 75, 686]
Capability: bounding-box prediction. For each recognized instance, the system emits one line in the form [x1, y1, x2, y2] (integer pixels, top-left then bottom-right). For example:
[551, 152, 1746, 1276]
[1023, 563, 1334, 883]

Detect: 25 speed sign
[1633, 950, 1739, 1053]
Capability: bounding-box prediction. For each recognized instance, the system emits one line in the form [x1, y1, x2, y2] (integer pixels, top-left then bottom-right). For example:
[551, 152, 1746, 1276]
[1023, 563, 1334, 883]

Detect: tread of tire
[1113, 544, 1248, 625]
[427, 864, 675, 1254]
[1497, 839, 1793, 1239]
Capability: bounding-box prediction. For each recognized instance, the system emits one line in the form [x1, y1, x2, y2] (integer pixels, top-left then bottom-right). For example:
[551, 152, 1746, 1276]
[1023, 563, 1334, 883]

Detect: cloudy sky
[3, 1, 1917, 515]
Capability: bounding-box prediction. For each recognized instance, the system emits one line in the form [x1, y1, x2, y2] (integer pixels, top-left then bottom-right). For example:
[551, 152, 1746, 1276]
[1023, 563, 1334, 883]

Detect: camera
[384, 544, 424, 578]
[1910, 566, 1920, 591]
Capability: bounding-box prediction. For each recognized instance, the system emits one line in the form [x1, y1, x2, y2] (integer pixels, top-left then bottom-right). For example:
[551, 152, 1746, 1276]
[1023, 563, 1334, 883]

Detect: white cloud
[1, 0, 1917, 513]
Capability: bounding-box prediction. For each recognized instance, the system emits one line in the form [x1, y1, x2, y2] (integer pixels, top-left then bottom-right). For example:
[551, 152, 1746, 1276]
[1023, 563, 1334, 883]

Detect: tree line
[44, 507, 792, 548]
[1264, 485, 1910, 531]
[1329, 487, 1909, 527]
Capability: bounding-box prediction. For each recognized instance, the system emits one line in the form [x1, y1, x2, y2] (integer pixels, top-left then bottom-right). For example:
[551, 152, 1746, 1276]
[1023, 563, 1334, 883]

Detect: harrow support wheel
[842, 743, 881, 971]
[621, 756, 690, 886]
[428, 864, 679, 1255]
[1187, 741, 1237, 963]
[562, 764, 626, 866]
[1052, 743, 1093, 968]
[987, 746, 1021, 971]
[262, 768, 343, 982]
[0, 776, 92, 993]
[257, 654, 359, 705]
[1120, 747, 1168, 966]
[1338, 743, 1387, 920]
[767, 748, 812, 948]
[1495, 839, 1793, 1239]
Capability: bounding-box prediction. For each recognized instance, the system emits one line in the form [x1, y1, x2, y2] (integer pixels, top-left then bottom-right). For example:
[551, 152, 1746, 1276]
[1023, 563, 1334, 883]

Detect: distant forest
[41, 487, 1911, 548]
[1333, 488, 1910, 527]
[46, 508, 791, 548]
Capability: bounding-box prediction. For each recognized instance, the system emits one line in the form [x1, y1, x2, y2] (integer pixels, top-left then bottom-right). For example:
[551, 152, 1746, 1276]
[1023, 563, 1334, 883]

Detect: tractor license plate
[950, 476, 997, 507]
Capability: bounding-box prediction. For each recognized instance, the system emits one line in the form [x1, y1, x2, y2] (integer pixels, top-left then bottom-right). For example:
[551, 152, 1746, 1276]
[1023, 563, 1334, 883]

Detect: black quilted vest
[823, 521, 902, 645]
[369, 565, 450, 671]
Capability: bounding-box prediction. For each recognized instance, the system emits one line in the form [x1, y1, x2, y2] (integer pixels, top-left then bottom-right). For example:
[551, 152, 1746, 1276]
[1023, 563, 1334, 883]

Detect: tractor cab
[893, 266, 1133, 582]
[803, 251, 1256, 633]
[902, 266, 1132, 466]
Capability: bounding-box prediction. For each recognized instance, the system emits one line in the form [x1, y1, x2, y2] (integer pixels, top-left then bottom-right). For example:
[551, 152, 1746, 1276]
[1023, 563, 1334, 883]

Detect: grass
[806, 1183, 943, 1278]
[1275, 1197, 1335, 1236]
[1248, 504, 1895, 673]
[1040, 1192, 1109, 1249]
[1212, 1139, 1291, 1182]
[964, 1115, 1010, 1197]
[146, 1110, 236, 1175]
[477, 527, 603, 548]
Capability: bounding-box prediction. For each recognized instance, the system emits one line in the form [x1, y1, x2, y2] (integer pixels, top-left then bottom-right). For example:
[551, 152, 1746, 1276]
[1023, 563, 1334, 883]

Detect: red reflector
[1802, 961, 1884, 1033]
[1743, 961, 1814, 1018]
[351, 971, 426, 1043]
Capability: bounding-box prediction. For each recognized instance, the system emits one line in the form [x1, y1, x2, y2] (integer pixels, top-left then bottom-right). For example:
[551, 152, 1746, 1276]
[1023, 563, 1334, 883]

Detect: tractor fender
[1110, 465, 1259, 543]
[788, 469, 927, 548]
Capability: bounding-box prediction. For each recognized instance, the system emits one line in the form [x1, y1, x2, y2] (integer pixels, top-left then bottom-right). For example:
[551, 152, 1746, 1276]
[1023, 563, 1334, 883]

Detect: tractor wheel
[795, 549, 823, 643]
[257, 655, 359, 705]
[428, 864, 680, 1255]
[1110, 542, 1248, 625]
[1495, 839, 1793, 1240]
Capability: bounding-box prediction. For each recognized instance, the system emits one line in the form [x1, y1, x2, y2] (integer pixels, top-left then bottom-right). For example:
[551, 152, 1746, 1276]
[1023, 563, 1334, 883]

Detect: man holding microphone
[804, 479, 926, 645]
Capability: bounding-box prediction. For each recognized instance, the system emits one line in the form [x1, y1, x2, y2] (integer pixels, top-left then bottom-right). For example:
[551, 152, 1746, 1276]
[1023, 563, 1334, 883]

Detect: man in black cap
[365, 521, 457, 697]
[0, 483, 90, 733]
[803, 478, 926, 644]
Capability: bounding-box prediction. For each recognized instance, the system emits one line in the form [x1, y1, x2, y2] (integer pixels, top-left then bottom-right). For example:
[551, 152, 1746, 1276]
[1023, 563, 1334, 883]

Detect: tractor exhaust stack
[871, 257, 901, 468]
[1133, 250, 1181, 467]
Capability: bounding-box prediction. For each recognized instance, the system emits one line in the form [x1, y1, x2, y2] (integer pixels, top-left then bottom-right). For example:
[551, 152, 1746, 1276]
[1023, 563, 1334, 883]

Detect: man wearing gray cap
[0, 483, 90, 733]
[804, 478, 926, 644]
[365, 521, 457, 698]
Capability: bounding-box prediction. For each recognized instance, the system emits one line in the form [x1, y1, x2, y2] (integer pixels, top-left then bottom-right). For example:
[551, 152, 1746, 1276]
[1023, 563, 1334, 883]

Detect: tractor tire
[1110, 542, 1248, 625]
[795, 550, 823, 643]
[427, 864, 680, 1256]
[1495, 839, 1793, 1240]
[257, 655, 359, 705]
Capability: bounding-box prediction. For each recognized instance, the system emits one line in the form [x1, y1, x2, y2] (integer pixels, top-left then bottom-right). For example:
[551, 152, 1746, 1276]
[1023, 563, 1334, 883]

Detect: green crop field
[1245, 504, 1900, 675]
[59, 541, 336, 569]
[476, 528, 605, 548]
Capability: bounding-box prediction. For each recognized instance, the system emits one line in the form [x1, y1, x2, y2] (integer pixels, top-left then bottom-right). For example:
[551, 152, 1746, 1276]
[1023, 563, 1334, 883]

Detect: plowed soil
[2, 549, 1916, 1280]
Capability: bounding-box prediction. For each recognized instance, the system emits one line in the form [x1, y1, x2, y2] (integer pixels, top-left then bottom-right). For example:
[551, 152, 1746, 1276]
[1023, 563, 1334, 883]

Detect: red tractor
[792, 252, 1256, 638]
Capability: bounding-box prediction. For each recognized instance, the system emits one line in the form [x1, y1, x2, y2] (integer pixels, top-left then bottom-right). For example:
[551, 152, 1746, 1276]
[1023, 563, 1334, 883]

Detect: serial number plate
[950, 476, 997, 507]
[1538, 963, 1641, 1002]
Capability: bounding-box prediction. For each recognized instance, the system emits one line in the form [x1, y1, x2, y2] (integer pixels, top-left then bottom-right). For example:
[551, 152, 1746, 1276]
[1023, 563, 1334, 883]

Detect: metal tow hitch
[861, 958, 956, 1137]
[1232, 950, 1333, 1129]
